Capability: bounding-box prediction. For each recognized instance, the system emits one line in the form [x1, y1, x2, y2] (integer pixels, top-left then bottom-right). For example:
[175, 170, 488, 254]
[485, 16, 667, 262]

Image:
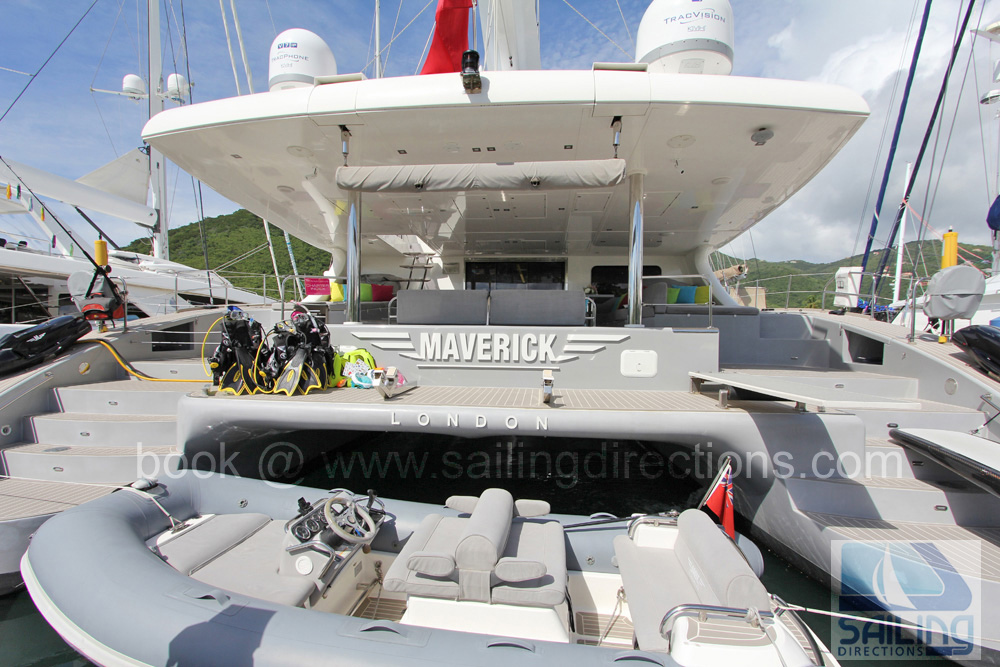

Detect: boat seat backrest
[384, 489, 566, 607]
[455, 488, 514, 602]
[488, 290, 586, 326]
[673, 510, 770, 611]
[395, 289, 489, 325]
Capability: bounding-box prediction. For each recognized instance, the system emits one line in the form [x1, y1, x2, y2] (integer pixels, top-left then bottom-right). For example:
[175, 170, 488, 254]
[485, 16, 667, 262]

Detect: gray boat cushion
[488, 290, 586, 326]
[924, 265, 986, 320]
[445, 495, 478, 514]
[514, 499, 550, 517]
[154, 513, 270, 575]
[674, 510, 769, 611]
[385, 489, 565, 607]
[456, 488, 514, 602]
[491, 520, 567, 608]
[494, 557, 546, 583]
[384, 514, 462, 599]
[407, 551, 456, 578]
[613, 509, 770, 652]
[395, 289, 489, 325]
[446, 495, 550, 518]
[644, 282, 670, 314]
[188, 520, 316, 607]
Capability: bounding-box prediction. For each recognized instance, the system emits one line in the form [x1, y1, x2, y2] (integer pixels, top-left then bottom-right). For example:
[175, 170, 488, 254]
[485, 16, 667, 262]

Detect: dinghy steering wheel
[323, 493, 377, 544]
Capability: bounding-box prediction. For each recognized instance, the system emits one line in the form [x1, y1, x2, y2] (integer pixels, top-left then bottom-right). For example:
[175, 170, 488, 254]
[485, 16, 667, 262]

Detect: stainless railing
[659, 603, 774, 646]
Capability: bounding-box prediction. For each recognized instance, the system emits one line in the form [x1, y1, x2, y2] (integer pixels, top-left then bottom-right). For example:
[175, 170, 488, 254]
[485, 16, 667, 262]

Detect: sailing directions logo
[831, 540, 981, 660]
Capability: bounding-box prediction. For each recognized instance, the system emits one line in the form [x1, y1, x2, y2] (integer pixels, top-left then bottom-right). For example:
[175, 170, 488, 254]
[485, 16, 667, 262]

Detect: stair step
[27, 412, 176, 447]
[130, 359, 211, 379]
[1, 443, 177, 484]
[0, 477, 113, 521]
[55, 380, 208, 416]
[852, 404, 984, 440]
[785, 474, 1000, 526]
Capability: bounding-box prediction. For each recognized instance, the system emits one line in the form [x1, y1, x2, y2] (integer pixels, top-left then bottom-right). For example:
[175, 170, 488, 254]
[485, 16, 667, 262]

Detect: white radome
[635, 0, 734, 75]
[268, 28, 338, 92]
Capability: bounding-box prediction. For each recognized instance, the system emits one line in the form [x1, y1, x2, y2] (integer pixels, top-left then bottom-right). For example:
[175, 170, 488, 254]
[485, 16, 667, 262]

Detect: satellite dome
[635, 0, 734, 75]
[166, 73, 189, 102]
[122, 74, 146, 100]
[268, 29, 338, 92]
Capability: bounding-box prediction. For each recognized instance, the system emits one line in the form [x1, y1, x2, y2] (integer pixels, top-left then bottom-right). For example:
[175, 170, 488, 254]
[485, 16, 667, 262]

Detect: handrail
[641, 274, 714, 328]
[626, 512, 679, 539]
[905, 275, 932, 342]
[659, 603, 774, 646]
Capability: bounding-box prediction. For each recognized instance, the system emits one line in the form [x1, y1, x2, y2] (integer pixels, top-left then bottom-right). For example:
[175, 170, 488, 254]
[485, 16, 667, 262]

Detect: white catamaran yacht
[13, 0, 1000, 664]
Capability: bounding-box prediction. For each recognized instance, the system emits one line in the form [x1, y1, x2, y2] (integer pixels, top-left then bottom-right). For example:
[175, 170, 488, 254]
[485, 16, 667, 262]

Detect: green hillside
[126, 209, 993, 308]
[717, 240, 992, 309]
[123, 209, 333, 297]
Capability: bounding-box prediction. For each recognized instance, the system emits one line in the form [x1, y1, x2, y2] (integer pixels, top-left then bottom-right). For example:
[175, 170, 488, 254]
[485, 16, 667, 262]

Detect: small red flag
[420, 0, 473, 75]
[704, 462, 736, 540]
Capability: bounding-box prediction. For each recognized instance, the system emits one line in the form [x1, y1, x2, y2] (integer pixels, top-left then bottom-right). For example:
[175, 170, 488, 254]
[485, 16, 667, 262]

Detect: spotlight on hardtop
[462, 50, 482, 94]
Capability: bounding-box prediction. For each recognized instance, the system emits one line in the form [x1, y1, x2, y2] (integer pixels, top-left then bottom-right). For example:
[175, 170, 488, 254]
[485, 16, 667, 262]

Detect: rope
[775, 602, 1000, 646]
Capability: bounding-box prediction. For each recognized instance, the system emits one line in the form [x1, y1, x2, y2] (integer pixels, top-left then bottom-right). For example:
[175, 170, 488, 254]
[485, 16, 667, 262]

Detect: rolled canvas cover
[923, 265, 985, 320]
[335, 159, 626, 193]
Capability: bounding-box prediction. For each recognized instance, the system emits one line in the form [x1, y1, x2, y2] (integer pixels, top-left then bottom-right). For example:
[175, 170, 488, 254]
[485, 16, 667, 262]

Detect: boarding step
[130, 359, 212, 380]
[864, 436, 964, 482]
[785, 473, 1000, 526]
[54, 380, 208, 416]
[1, 443, 177, 484]
[803, 510, 1000, 583]
[0, 476, 113, 522]
[850, 402, 985, 440]
[690, 370, 921, 411]
[27, 412, 176, 448]
[721, 368, 918, 397]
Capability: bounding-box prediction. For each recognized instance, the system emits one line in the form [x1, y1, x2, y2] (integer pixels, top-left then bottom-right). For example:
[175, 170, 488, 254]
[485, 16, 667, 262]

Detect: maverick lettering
[419, 332, 557, 363]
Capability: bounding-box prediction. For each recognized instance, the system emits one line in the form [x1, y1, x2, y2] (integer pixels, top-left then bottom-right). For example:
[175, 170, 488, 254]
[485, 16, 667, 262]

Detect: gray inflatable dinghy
[22, 471, 833, 666]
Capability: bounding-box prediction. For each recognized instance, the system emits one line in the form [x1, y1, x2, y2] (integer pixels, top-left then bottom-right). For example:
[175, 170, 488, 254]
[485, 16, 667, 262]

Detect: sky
[2, 0, 1000, 263]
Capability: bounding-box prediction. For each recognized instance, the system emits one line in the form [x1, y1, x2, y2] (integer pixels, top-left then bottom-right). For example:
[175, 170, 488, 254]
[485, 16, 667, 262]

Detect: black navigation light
[462, 50, 482, 94]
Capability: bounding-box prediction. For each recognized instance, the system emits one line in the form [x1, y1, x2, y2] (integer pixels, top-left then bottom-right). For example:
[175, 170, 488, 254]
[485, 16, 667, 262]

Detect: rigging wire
[920, 0, 985, 233]
[416, 19, 435, 75]
[218, 0, 243, 95]
[614, 0, 634, 52]
[870, 0, 980, 297]
[383, 0, 407, 73]
[973, 40, 994, 203]
[849, 0, 922, 260]
[0, 66, 32, 77]
[0, 0, 101, 127]
[362, 0, 437, 75]
[559, 0, 632, 59]
[264, 0, 278, 36]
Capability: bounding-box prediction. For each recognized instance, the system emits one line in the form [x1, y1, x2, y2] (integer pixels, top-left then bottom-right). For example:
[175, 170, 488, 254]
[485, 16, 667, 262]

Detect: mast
[858, 0, 932, 285]
[148, 0, 169, 260]
[870, 0, 979, 298]
[375, 0, 382, 79]
[892, 163, 912, 303]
